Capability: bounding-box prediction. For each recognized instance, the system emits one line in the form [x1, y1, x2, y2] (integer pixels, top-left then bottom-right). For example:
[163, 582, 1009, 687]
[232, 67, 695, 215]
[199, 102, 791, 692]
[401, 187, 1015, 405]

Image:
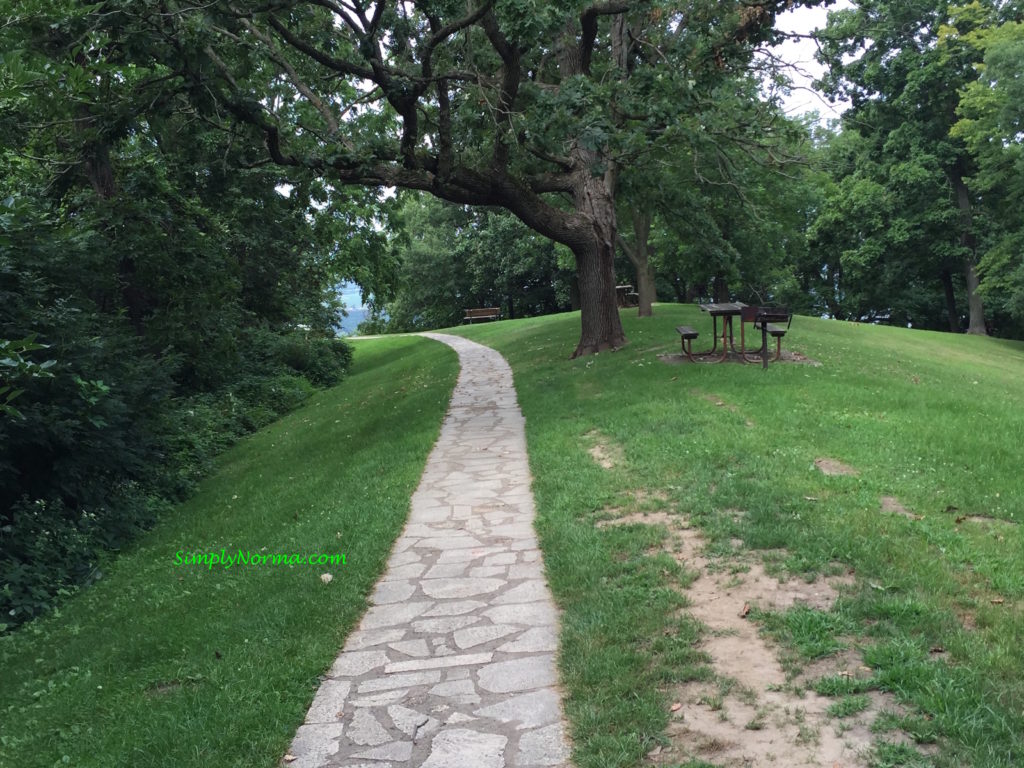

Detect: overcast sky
[768, 1, 853, 121]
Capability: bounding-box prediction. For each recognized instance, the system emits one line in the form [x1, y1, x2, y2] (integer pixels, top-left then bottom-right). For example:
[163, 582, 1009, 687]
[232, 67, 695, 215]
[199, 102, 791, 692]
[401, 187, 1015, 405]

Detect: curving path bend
[285, 332, 572, 768]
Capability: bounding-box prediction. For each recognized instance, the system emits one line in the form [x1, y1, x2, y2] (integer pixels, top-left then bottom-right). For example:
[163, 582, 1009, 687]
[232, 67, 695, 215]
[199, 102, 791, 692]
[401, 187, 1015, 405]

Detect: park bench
[616, 285, 639, 308]
[463, 307, 501, 324]
[675, 325, 700, 362]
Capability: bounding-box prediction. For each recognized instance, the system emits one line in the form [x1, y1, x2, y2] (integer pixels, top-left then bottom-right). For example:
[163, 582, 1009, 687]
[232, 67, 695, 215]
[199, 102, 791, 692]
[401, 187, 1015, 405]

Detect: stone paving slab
[284, 333, 572, 768]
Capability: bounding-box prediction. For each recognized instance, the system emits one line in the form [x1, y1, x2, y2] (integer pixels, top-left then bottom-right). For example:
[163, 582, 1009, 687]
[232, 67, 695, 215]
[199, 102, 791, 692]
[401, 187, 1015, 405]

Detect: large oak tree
[96, 0, 811, 356]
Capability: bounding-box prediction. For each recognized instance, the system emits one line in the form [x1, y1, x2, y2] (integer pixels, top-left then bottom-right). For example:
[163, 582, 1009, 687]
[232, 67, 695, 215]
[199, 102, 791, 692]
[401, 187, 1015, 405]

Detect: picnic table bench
[741, 306, 792, 368]
[616, 285, 639, 308]
[463, 307, 501, 324]
[675, 325, 700, 362]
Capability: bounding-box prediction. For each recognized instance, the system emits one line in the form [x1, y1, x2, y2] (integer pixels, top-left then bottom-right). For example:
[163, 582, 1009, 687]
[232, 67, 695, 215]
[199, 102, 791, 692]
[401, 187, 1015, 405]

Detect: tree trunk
[713, 274, 729, 303]
[964, 260, 986, 335]
[940, 268, 959, 332]
[951, 171, 987, 335]
[570, 172, 626, 357]
[618, 209, 657, 317]
[573, 236, 625, 357]
[636, 261, 657, 317]
[82, 135, 147, 336]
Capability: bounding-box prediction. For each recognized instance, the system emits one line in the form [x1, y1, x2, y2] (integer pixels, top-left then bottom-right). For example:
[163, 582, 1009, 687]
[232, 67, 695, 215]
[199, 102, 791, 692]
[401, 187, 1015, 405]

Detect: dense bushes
[0, 102, 371, 630]
[0, 242, 354, 627]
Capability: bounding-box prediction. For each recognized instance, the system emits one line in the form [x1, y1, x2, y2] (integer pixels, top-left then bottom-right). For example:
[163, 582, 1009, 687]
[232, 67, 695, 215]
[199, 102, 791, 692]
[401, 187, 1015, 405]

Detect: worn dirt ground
[598, 506, 928, 768]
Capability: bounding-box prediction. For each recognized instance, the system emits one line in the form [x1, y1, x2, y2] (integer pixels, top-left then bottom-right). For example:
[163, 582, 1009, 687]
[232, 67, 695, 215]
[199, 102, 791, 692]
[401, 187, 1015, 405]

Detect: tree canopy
[12, 0, 816, 356]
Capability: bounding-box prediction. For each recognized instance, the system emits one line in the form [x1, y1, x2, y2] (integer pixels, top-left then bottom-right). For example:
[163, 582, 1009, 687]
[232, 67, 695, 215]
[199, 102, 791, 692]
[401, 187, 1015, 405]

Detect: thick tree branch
[421, 1, 494, 71]
[479, 10, 521, 171]
[580, 1, 630, 73]
[525, 142, 573, 171]
[527, 171, 575, 193]
[264, 14, 374, 79]
[616, 232, 640, 268]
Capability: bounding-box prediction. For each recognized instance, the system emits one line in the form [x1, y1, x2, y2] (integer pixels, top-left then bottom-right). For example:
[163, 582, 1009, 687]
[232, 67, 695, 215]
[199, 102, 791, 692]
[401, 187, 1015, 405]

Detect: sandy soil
[598, 508, 928, 767]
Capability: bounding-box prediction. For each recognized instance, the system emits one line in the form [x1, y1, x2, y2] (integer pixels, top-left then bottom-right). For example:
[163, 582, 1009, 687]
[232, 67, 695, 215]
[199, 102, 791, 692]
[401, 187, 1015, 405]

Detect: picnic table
[698, 302, 747, 362]
[680, 302, 792, 367]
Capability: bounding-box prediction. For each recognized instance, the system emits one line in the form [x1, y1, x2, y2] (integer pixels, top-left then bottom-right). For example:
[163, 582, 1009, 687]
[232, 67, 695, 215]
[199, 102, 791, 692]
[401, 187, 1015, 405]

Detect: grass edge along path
[0, 335, 458, 768]
[450, 306, 1024, 768]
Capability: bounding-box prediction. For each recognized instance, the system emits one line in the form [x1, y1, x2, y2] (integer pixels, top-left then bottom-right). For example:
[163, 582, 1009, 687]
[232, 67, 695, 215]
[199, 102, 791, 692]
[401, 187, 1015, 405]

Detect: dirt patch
[691, 389, 738, 412]
[145, 680, 184, 697]
[881, 495, 923, 521]
[596, 511, 679, 529]
[585, 429, 623, 469]
[627, 488, 670, 505]
[815, 458, 859, 477]
[958, 609, 978, 631]
[648, 521, 921, 767]
[781, 349, 822, 366]
[956, 514, 1018, 529]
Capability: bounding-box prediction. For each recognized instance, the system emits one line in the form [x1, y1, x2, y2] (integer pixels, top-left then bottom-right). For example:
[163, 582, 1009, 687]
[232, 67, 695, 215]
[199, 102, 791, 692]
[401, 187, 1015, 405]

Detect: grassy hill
[449, 304, 1024, 768]
[2, 305, 1022, 768]
[0, 337, 459, 767]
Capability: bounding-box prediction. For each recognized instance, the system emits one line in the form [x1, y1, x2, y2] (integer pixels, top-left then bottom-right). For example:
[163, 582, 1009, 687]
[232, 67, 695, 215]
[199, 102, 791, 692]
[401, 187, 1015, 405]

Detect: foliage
[810, 0, 1024, 335]
[0, 3, 388, 628]
[952, 17, 1024, 328]
[0, 335, 56, 418]
[362, 194, 574, 333]
[31, 0, 820, 355]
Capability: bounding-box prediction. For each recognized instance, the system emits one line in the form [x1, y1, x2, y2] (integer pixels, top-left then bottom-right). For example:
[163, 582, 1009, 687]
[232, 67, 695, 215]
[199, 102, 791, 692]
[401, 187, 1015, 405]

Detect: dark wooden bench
[675, 325, 699, 362]
[751, 308, 792, 368]
[463, 307, 501, 324]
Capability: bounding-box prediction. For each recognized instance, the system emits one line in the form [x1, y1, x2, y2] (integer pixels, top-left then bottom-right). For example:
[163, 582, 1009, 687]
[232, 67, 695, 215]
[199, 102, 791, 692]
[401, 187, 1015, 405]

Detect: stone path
[285, 333, 572, 768]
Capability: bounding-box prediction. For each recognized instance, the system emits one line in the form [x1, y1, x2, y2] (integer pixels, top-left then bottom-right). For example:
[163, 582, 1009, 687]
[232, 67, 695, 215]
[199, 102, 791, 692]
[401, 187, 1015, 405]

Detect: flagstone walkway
[285, 333, 572, 768]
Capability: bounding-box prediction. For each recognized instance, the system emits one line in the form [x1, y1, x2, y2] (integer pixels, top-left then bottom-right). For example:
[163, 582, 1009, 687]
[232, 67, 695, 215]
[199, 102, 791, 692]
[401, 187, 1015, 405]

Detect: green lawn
[0, 336, 458, 768]
[4, 307, 1022, 768]
[449, 305, 1024, 768]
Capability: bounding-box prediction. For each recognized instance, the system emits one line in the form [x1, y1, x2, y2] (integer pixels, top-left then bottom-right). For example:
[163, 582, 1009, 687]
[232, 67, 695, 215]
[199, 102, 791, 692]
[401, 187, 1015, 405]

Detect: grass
[5, 305, 1024, 768]
[448, 304, 1024, 768]
[0, 336, 458, 768]
[827, 693, 872, 718]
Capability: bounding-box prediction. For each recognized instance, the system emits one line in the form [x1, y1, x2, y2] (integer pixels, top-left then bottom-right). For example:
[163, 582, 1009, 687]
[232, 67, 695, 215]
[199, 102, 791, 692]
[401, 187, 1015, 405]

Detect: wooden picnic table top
[698, 302, 747, 315]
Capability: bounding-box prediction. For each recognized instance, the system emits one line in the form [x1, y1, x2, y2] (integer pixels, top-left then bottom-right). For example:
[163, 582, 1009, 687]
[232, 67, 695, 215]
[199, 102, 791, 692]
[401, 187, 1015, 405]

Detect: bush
[274, 331, 353, 387]
[0, 318, 352, 630]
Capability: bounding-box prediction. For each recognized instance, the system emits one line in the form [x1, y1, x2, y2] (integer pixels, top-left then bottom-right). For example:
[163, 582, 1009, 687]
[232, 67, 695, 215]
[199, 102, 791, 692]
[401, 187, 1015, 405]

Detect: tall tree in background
[817, 0, 993, 334]
[618, 73, 815, 313]
[951, 14, 1024, 330]
[76, 0, 818, 356]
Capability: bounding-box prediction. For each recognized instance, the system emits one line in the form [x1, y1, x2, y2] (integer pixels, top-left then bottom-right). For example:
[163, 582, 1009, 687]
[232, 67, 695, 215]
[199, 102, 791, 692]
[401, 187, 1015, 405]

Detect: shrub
[274, 331, 353, 387]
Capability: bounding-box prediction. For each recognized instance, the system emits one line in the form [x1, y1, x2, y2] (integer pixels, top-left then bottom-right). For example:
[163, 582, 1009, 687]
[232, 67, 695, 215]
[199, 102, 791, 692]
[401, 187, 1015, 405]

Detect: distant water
[337, 308, 368, 336]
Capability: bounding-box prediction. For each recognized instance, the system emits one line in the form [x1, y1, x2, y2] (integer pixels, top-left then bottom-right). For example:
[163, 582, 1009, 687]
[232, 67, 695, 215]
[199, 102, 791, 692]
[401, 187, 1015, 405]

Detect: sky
[338, 283, 363, 310]
[768, 1, 854, 121]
